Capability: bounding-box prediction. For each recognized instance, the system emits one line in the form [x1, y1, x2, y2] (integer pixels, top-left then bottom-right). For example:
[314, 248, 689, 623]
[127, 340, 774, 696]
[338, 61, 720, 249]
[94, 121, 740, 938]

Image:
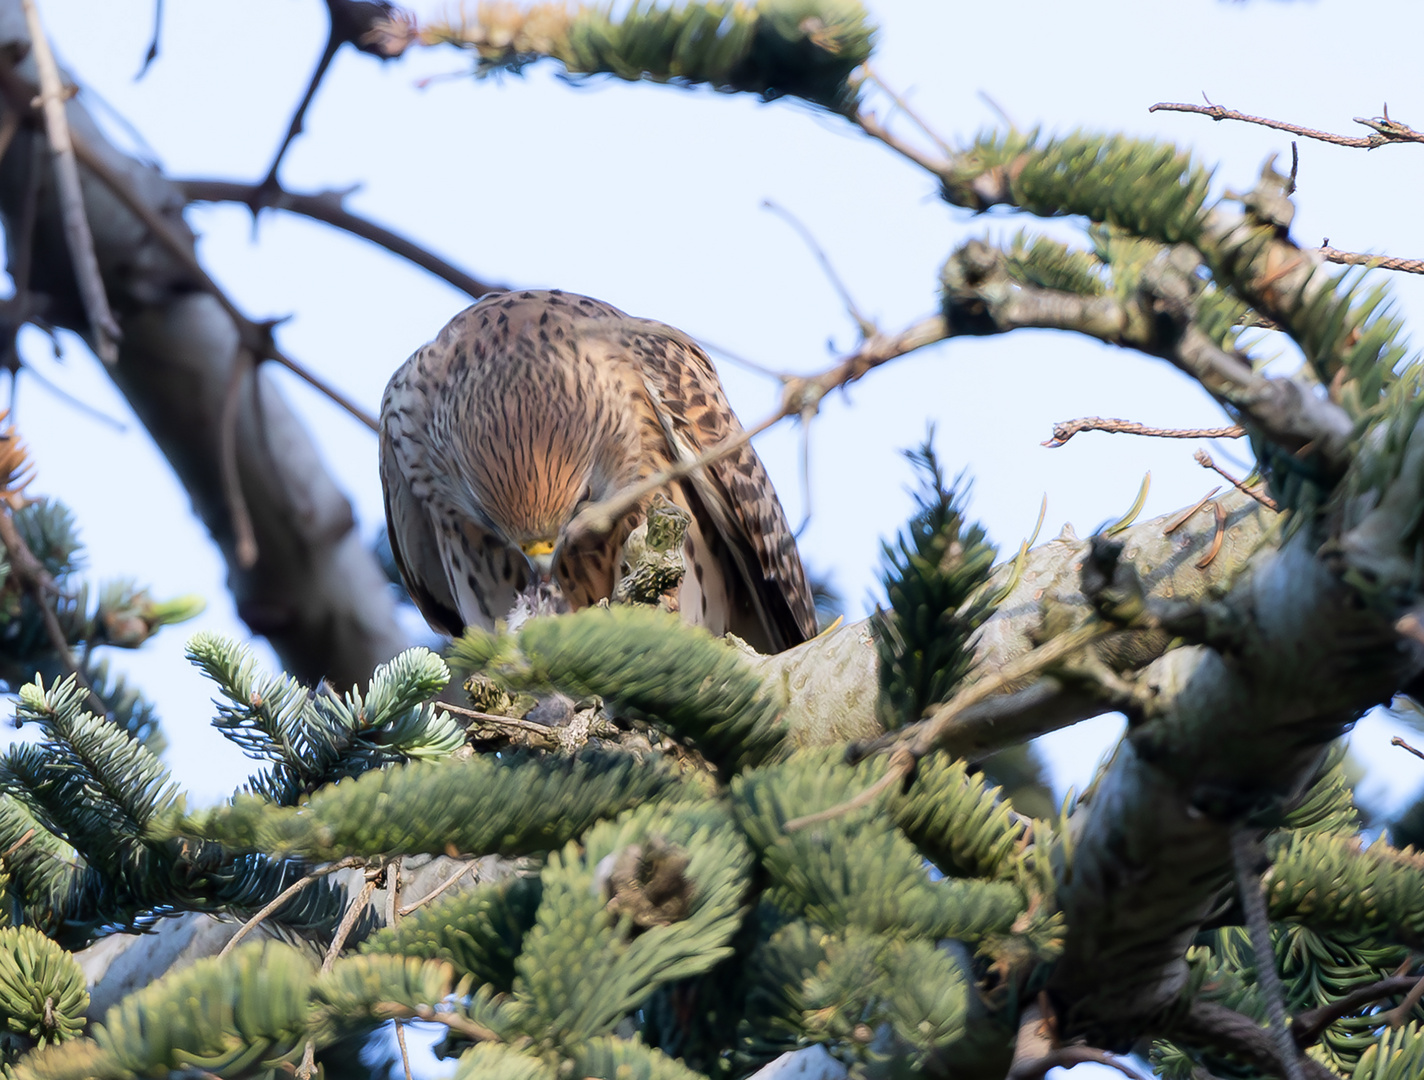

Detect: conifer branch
[935, 238, 1354, 475]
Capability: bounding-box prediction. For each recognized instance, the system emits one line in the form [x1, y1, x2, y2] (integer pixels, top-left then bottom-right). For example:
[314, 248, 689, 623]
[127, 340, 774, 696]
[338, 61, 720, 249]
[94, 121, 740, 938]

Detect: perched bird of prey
[379, 290, 817, 654]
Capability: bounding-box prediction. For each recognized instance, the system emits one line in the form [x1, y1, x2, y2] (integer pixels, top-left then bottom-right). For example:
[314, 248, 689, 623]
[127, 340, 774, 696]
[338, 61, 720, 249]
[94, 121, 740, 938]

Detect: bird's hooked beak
[520, 538, 557, 581]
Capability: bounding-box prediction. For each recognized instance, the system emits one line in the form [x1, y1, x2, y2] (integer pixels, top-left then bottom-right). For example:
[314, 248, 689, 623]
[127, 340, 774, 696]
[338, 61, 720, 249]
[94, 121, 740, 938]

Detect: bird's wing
[616, 322, 817, 651]
[379, 408, 464, 638]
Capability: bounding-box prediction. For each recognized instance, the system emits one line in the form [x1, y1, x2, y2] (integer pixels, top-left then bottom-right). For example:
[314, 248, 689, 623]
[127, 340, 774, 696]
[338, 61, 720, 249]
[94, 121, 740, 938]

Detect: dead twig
[852, 106, 952, 176]
[136, 0, 164, 78]
[1045, 416, 1244, 447]
[1391, 735, 1424, 763]
[408, 1003, 500, 1043]
[21, 0, 120, 363]
[385, 861, 414, 1080]
[298, 867, 383, 1079]
[218, 856, 364, 960]
[763, 198, 874, 337]
[440, 700, 558, 736]
[1318, 244, 1424, 276]
[398, 861, 477, 917]
[1193, 449, 1278, 511]
[65, 131, 378, 431]
[845, 619, 1112, 765]
[258, 0, 411, 198]
[1149, 100, 1424, 149]
[861, 65, 953, 156]
[178, 178, 504, 300]
[783, 748, 915, 832]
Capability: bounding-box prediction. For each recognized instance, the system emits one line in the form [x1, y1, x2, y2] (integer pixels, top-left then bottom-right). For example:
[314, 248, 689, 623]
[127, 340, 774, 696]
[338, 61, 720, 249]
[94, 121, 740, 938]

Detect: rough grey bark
[0, 2, 408, 688]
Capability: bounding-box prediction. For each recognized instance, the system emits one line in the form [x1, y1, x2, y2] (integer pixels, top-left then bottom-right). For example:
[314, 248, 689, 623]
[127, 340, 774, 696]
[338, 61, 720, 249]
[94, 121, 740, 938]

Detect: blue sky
[12, 0, 1424, 819]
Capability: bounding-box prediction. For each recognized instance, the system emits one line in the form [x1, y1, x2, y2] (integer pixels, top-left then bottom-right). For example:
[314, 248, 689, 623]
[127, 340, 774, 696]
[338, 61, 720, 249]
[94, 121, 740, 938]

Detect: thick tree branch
[0, 2, 408, 688]
[939, 240, 1355, 473]
[1171, 1000, 1339, 1080]
[178, 177, 505, 301]
[20, 0, 118, 362]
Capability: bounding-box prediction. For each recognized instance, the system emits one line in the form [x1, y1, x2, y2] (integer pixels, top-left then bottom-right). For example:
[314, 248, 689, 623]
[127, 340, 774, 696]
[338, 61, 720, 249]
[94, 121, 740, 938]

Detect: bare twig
[258, 0, 411, 196]
[783, 748, 915, 832]
[852, 106, 952, 176]
[1045, 416, 1244, 447]
[20, 0, 120, 362]
[1149, 100, 1424, 149]
[440, 700, 560, 736]
[298, 867, 383, 1079]
[1292, 975, 1418, 1046]
[178, 178, 504, 300]
[136, 0, 163, 77]
[849, 619, 1112, 763]
[398, 861, 477, 916]
[568, 315, 948, 542]
[1391, 735, 1424, 762]
[1318, 245, 1424, 276]
[408, 1003, 500, 1043]
[1193, 450, 1278, 511]
[763, 199, 873, 336]
[66, 132, 379, 431]
[324, 869, 381, 973]
[218, 856, 364, 960]
[385, 860, 414, 1080]
[862, 65, 953, 156]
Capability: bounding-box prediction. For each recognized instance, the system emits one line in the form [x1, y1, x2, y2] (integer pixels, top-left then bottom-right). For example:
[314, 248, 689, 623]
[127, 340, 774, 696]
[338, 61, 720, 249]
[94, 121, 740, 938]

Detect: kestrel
[379, 290, 817, 654]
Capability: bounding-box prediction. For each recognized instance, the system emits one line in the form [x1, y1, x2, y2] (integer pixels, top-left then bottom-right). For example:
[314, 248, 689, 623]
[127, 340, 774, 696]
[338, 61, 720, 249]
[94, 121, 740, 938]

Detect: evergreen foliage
[422, 0, 875, 111]
[871, 434, 997, 729]
[10, 8, 1424, 1080]
[0, 498, 201, 749]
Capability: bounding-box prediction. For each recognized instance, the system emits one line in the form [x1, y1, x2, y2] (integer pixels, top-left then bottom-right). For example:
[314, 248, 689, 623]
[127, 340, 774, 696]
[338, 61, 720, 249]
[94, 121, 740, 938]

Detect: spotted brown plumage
[379, 289, 817, 653]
